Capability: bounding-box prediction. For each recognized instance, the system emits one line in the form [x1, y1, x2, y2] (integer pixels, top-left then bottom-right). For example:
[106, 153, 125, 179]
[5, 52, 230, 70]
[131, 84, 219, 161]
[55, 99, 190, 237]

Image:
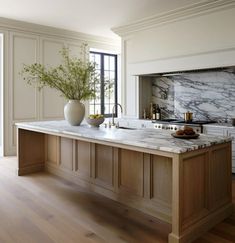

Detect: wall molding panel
[0, 19, 120, 156]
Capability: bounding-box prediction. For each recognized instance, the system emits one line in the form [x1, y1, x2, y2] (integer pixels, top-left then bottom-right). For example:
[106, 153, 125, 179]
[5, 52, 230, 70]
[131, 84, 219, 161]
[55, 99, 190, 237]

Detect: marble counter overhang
[15, 120, 232, 154]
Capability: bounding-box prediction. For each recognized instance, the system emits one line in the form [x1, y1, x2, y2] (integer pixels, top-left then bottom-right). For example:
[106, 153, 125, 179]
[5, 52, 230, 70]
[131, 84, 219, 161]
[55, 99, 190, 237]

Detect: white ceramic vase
[64, 100, 85, 126]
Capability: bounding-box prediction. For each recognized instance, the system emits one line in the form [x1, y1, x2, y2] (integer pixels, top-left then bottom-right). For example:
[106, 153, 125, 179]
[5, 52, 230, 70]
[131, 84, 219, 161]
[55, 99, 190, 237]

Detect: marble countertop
[16, 120, 232, 154]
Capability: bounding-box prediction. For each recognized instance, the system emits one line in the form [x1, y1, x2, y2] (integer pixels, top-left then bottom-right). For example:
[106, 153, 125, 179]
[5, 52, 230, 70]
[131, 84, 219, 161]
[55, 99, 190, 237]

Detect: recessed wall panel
[41, 39, 65, 119]
[13, 35, 38, 120]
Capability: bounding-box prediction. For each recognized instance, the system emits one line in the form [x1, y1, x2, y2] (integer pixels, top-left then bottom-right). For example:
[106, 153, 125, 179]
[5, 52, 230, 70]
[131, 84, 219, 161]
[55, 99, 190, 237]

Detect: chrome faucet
[112, 103, 123, 126]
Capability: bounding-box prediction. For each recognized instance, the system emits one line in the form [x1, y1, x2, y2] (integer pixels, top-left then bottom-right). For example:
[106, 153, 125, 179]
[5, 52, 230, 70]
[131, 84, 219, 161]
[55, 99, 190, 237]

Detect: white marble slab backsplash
[152, 69, 235, 121]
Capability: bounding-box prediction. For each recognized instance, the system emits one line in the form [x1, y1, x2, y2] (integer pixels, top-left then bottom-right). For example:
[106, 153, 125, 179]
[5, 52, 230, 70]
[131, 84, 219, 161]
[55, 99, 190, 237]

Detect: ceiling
[0, 0, 200, 39]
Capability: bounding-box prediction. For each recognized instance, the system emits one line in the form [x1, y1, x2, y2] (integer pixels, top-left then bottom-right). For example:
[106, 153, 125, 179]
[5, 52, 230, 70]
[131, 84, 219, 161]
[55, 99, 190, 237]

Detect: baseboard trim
[168, 203, 233, 243]
[18, 163, 44, 176]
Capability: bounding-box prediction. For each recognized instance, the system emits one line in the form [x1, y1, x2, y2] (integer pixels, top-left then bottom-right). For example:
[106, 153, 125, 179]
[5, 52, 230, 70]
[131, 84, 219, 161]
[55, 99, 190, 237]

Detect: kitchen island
[16, 120, 233, 243]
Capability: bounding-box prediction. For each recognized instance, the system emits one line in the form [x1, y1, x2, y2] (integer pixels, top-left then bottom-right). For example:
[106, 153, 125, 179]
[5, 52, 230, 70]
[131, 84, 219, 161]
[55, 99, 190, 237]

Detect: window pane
[109, 91, 115, 103]
[110, 56, 115, 71]
[104, 55, 109, 71]
[94, 105, 101, 114]
[95, 96, 101, 103]
[105, 90, 114, 103]
[95, 54, 101, 69]
[104, 104, 111, 114]
[105, 103, 115, 116]
[110, 71, 115, 82]
[89, 104, 95, 115]
[89, 52, 117, 117]
[89, 53, 95, 62]
[104, 71, 110, 82]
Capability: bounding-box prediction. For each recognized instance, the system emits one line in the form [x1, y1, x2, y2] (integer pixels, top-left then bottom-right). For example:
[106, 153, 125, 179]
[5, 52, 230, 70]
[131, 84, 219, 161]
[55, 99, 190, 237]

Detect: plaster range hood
[128, 46, 235, 77]
[137, 66, 235, 77]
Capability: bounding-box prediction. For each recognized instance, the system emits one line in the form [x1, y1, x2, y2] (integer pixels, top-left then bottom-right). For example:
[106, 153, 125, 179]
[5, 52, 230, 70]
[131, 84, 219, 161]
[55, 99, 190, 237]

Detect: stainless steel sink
[118, 126, 136, 130]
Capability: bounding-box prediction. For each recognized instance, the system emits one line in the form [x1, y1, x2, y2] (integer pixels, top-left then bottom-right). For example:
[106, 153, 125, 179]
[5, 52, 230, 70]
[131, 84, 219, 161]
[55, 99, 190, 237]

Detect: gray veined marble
[16, 120, 231, 154]
[152, 69, 235, 121]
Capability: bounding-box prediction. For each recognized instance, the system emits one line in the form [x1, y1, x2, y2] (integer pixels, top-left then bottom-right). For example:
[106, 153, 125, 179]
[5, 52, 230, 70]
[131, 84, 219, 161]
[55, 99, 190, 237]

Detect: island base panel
[170, 143, 232, 243]
[17, 128, 233, 243]
[17, 128, 45, 175]
[44, 134, 172, 223]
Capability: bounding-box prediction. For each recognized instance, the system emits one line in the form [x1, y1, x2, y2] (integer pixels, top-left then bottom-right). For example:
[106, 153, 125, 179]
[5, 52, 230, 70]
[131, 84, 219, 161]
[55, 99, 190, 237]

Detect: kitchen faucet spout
[112, 103, 123, 126]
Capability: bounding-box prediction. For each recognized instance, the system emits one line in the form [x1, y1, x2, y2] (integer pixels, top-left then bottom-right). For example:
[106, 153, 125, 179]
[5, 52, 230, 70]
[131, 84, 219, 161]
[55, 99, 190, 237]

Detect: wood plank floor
[0, 157, 234, 243]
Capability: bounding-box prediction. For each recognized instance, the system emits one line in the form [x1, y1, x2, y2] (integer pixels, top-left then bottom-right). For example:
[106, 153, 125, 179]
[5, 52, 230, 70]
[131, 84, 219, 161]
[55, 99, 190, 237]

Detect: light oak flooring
[0, 157, 234, 243]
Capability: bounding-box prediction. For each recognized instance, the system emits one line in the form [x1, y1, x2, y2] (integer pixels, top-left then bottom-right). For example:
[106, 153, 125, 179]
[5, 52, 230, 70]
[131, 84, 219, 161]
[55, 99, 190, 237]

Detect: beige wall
[0, 17, 120, 155]
[113, 3, 235, 118]
[124, 8, 235, 64]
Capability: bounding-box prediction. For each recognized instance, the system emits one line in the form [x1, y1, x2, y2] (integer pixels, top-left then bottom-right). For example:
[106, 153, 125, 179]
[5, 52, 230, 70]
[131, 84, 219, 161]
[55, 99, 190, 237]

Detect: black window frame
[89, 51, 118, 118]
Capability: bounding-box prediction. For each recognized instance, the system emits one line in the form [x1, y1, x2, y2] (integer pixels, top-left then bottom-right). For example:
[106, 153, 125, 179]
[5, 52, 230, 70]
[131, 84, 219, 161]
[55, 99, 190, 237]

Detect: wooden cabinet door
[45, 135, 59, 165]
[60, 137, 73, 171]
[92, 144, 114, 191]
[209, 144, 231, 210]
[118, 149, 144, 197]
[75, 141, 91, 181]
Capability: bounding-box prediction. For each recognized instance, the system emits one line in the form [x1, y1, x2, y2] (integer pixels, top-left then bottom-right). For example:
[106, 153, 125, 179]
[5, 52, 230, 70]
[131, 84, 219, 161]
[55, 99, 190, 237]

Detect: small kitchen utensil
[184, 111, 193, 122]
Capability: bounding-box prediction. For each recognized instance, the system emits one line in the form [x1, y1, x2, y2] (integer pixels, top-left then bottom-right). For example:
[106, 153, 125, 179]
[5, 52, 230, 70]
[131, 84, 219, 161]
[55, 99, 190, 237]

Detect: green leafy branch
[20, 44, 99, 101]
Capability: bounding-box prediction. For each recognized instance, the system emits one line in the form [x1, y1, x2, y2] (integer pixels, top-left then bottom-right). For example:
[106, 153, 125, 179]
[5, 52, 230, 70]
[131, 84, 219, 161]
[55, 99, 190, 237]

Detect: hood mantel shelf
[137, 66, 235, 77]
[128, 47, 235, 76]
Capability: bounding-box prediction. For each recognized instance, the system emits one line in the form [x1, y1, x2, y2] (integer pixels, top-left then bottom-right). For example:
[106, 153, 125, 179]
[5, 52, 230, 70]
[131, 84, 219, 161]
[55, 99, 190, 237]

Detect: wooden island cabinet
[16, 121, 233, 243]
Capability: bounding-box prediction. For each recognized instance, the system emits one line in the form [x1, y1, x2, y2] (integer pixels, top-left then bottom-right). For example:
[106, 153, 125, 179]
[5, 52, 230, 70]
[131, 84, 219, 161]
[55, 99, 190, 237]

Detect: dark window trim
[90, 51, 118, 118]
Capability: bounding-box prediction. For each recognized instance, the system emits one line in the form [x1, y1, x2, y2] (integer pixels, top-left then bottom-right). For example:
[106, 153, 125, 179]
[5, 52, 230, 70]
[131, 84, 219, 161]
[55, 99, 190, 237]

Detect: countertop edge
[15, 122, 232, 155]
[15, 123, 179, 156]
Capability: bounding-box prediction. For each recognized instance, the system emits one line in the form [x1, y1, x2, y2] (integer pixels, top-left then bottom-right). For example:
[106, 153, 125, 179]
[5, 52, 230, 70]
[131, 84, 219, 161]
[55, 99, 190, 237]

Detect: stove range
[152, 119, 216, 133]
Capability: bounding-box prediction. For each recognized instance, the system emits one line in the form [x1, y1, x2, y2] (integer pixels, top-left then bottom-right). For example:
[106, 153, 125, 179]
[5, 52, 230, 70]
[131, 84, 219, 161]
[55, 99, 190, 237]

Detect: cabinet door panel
[119, 149, 144, 197]
[181, 152, 208, 229]
[75, 141, 91, 181]
[210, 145, 231, 210]
[46, 135, 59, 164]
[151, 155, 172, 206]
[60, 137, 73, 171]
[93, 144, 114, 190]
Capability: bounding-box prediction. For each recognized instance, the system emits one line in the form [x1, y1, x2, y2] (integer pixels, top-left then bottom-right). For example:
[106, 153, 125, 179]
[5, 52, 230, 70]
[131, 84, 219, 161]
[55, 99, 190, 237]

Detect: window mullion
[100, 54, 105, 115]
